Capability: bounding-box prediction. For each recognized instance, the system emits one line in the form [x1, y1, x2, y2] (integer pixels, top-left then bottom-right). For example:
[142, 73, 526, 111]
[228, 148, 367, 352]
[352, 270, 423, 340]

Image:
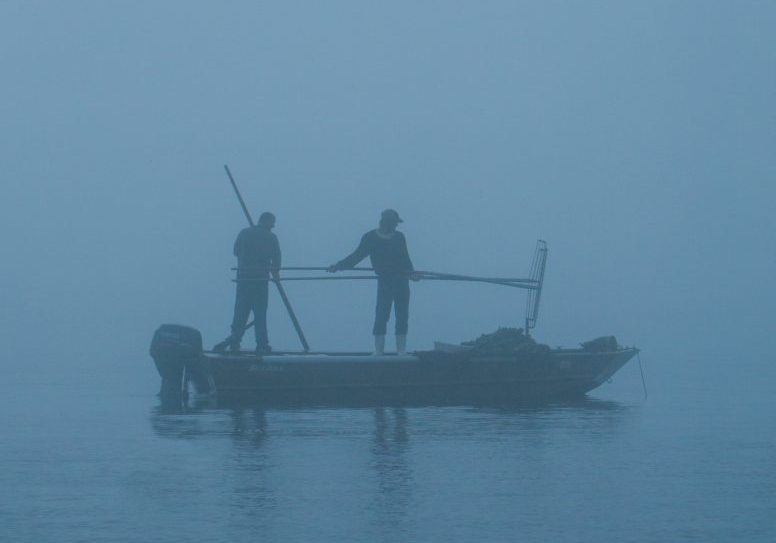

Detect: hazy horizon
[2, 1, 774, 370]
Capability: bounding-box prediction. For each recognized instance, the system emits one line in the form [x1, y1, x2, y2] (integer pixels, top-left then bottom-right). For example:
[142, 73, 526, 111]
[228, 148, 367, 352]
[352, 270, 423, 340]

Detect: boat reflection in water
[149, 396, 631, 445]
[149, 396, 633, 538]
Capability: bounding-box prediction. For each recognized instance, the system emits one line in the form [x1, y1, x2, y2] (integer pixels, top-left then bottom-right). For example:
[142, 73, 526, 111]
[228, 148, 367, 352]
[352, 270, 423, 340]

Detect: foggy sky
[2, 1, 774, 381]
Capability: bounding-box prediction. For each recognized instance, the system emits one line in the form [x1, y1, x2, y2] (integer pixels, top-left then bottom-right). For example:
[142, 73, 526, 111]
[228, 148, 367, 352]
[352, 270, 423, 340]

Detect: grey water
[2, 351, 774, 543]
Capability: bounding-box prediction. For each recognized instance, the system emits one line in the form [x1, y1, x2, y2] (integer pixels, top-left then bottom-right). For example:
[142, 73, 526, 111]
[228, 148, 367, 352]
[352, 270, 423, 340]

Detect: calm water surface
[2, 354, 774, 542]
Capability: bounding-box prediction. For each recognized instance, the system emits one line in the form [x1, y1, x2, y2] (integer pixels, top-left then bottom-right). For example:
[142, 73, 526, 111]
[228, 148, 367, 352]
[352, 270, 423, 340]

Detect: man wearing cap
[328, 209, 420, 355]
[219, 211, 281, 353]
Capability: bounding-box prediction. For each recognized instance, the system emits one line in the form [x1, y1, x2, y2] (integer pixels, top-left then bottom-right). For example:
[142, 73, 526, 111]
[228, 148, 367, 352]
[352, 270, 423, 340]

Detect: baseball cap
[381, 209, 403, 223]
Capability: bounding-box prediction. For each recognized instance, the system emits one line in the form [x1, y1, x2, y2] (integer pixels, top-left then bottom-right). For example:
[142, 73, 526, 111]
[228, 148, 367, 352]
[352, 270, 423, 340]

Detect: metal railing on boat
[223, 243, 549, 353]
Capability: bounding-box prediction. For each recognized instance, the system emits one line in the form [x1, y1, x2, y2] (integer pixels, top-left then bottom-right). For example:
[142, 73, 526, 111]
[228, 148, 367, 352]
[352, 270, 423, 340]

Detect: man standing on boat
[328, 209, 420, 355]
[220, 211, 281, 353]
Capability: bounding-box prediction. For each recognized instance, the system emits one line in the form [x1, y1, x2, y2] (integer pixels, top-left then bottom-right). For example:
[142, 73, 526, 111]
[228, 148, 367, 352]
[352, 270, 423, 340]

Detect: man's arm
[400, 233, 422, 281]
[271, 234, 282, 279]
[233, 230, 244, 257]
[400, 233, 415, 272]
[329, 232, 371, 272]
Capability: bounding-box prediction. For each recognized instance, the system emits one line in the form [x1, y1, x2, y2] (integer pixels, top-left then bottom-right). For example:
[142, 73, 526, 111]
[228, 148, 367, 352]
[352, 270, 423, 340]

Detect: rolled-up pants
[373, 276, 410, 336]
[230, 279, 269, 347]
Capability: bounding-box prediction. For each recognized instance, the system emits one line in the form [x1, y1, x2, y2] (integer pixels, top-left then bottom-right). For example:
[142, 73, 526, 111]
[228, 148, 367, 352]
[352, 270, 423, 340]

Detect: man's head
[379, 209, 403, 231]
[258, 212, 276, 229]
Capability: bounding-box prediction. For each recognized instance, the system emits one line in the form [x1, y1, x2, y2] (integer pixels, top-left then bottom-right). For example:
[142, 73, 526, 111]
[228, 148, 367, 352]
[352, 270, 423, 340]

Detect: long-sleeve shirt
[234, 225, 281, 278]
[337, 229, 414, 277]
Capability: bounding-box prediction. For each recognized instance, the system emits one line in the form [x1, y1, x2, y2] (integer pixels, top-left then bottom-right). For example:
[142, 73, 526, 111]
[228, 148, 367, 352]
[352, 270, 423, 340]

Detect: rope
[637, 351, 648, 400]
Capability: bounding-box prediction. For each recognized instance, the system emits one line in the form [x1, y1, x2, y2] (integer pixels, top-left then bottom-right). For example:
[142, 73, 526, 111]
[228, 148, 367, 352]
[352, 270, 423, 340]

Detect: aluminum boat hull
[155, 347, 639, 406]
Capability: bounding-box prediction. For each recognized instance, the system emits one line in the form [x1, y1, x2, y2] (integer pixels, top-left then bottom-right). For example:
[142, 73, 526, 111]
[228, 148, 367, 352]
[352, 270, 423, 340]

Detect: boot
[212, 338, 229, 353]
[373, 335, 385, 356]
[396, 335, 407, 355]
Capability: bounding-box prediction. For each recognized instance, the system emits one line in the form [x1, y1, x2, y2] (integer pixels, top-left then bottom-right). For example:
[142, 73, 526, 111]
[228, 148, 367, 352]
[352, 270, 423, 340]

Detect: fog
[2, 1, 774, 382]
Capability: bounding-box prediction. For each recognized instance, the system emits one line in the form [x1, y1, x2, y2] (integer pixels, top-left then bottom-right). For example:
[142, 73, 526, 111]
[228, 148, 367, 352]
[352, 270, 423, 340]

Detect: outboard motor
[150, 324, 212, 399]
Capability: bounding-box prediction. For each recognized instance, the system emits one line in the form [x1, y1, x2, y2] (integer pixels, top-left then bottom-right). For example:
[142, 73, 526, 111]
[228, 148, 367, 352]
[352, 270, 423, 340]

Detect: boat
[152, 341, 638, 406]
[150, 240, 640, 406]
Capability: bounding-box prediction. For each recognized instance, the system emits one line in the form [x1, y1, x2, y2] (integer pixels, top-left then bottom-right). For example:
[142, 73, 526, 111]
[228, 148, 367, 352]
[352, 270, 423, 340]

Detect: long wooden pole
[224, 165, 254, 225]
[230, 266, 537, 286]
[233, 275, 535, 289]
[223, 164, 310, 352]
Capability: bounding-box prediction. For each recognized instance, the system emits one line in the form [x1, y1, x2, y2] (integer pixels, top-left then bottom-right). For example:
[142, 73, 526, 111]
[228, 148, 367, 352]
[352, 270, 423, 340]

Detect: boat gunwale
[202, 347, 640, 361]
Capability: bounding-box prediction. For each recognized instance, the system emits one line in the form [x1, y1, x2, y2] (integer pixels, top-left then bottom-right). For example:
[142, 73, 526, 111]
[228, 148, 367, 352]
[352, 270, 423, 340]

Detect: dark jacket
[234, 225, 281, 278]
[337, 229, 414, 277]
